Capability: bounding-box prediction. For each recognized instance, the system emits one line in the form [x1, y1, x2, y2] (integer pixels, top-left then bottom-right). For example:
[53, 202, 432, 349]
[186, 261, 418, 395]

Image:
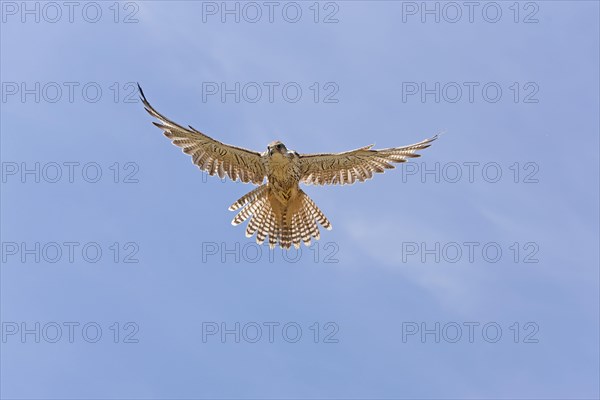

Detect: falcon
[139, 85, 438, 249]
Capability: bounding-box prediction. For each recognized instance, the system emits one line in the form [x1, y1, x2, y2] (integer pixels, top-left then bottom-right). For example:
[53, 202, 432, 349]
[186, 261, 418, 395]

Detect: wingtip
[431, 130, 446, 140]
[420, 132, 442, 146]
[137, 82, 146, 100]
[138, 83, 153, 111]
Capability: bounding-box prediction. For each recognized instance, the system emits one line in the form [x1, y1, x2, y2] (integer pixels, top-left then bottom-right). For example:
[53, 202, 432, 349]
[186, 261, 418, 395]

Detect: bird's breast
[266, 155, 301, 203]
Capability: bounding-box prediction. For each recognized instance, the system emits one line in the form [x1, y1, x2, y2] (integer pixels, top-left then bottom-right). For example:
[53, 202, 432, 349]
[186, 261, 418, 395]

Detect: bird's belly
[267, 159, 300, 204]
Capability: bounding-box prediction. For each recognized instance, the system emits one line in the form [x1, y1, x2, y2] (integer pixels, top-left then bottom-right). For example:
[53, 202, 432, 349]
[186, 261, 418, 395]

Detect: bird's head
[268, 141, 287, 156]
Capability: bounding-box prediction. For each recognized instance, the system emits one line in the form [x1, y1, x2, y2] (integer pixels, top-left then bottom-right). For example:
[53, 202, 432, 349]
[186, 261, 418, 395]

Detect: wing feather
[139, 84, 266, 184]
[299, 135, 438, 185]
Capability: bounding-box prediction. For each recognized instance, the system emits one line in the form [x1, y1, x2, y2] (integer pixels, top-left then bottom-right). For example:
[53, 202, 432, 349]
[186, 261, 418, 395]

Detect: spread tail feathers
[229, 185, 332, 249]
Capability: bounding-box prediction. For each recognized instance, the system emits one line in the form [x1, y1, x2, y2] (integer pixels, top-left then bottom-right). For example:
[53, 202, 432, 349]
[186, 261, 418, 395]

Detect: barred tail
[229, 186, 332, 249]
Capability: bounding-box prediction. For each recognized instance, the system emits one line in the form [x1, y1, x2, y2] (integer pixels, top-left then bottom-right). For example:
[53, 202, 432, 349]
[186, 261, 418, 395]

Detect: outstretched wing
[139, 85, 266, 184]
[299, 135, 438, 185]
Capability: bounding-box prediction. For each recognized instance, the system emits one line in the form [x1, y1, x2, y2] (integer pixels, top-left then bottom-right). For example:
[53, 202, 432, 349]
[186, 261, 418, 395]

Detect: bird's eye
[277, 144, 283, 149]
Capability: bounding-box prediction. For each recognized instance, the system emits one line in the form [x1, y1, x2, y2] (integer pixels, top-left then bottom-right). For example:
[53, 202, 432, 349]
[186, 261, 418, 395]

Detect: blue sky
[1, 1, 599, 398]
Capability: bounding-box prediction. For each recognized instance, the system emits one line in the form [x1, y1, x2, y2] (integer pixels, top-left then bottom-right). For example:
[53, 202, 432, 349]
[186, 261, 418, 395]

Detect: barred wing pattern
[299, 135, 438, 185]
[139, 85, 266, 184]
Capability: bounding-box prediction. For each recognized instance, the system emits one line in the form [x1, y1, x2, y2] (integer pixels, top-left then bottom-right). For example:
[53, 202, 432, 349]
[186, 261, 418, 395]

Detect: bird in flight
[139, 85, 438, 249]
